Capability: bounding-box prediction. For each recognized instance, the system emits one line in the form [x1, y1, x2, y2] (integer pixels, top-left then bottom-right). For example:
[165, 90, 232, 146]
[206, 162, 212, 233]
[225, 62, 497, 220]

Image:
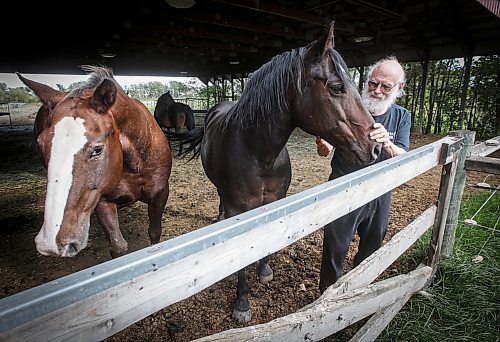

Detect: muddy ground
[0, 108, 497, 341]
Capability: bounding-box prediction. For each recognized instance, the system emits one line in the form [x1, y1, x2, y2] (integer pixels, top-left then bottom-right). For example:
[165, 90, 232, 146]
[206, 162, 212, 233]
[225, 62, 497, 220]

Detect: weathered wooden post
[441, 130, 475, 257]
[427, 135, 464, 274]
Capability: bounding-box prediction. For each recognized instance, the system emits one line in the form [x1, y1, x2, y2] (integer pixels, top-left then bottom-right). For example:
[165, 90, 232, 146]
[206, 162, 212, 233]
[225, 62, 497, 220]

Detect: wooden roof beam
[131, 24, 281, 48]
[155, 11, 311, 40]
[210, 0, 329, 26]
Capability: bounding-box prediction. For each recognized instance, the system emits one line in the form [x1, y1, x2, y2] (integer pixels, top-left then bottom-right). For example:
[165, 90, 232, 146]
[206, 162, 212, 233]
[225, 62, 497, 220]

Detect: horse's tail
[165, 126, 204, 160]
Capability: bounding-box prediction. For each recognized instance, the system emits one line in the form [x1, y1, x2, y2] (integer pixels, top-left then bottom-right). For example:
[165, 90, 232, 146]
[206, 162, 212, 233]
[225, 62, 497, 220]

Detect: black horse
[168, 22, 381, 323]
[154, 91, 195, 155]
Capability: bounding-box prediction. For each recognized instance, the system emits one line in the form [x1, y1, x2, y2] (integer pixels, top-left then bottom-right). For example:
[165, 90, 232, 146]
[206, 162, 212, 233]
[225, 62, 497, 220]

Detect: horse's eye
[328, 84, 344, 94]
[91, 146, 104, 157]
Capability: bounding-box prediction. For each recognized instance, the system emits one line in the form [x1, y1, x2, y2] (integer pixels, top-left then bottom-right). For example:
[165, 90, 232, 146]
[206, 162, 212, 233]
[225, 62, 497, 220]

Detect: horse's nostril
[68, 242, 80, 255]
[372, 143, 382, 161]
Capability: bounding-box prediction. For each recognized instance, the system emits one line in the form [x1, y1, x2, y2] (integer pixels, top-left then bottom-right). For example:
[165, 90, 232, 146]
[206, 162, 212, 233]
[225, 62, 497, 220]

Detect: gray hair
[365, 56, 406, 97]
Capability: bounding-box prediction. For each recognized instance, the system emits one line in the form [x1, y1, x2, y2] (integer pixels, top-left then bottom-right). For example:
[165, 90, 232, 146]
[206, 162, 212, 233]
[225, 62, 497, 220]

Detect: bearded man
[316, 56, 411, 293]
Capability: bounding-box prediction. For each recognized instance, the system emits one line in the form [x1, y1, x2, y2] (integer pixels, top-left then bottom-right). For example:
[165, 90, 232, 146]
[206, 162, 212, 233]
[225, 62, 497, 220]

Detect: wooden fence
[0, 131, 498, 341]
[0, 102, 39, 128]
[0, 103, 12, 128]
[143, 97, 208, 112]
[141, 97, 208, 125]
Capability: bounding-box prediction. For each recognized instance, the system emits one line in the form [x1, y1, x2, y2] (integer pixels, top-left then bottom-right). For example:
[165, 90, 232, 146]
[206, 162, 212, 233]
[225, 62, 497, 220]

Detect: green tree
[67, 81, 86, 91]
[0, 83, 8, 103]
[6, 87, 38, 103]
[168, 81, 194, 98]
[138, 81, 166, 100]
[468, 55, 499, 138]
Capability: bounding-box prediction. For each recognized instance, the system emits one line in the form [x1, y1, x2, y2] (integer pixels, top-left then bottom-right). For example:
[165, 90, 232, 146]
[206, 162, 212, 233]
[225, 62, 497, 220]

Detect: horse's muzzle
[35, 232, 85, 257]
[59, 241, 83, 257]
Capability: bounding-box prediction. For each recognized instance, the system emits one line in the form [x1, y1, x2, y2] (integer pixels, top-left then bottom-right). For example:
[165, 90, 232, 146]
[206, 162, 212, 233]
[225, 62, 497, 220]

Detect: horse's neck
[114, 95, 153, 143]
[237, 115, 294, 160]
[212, 101, 294, 159]
[114, 95, 142, 124]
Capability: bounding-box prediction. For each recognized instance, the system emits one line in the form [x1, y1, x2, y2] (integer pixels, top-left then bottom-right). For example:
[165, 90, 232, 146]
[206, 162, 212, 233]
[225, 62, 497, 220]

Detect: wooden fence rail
[465, 137, 500, 175]
[194, 135, 499, 342]
[198, 207, 437, 341]
[0, 134, 476, 341]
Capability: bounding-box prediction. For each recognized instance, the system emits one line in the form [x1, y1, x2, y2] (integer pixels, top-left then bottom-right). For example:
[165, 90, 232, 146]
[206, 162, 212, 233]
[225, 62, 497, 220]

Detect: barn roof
[3, 0, 499, 83]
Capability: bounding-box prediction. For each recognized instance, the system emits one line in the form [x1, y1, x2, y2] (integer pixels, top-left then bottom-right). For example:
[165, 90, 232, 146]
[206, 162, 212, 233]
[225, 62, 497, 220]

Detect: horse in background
[168, 22, 381, 323]
[18, 66, 172, 258]
[154, 91, 195, 155]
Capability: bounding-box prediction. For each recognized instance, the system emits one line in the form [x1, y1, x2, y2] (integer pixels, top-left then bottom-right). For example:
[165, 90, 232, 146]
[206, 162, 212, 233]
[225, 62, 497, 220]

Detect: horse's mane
[68, 65, 124, 98]
[221, 47, 354, 132]
[222, 47, 307, 132]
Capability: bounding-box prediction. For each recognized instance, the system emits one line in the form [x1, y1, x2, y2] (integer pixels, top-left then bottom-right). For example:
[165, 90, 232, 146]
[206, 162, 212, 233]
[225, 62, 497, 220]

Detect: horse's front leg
[94, 201, 128, 258]
[222, 204, 251, 323]
[148, 186, 170, 244]
[232, 267, 252, 323]
[215, 193, 225, 221]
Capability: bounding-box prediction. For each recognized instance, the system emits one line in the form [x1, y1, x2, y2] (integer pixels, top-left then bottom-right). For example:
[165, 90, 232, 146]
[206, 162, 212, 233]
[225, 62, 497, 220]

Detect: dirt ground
[0, 108, 498, 341]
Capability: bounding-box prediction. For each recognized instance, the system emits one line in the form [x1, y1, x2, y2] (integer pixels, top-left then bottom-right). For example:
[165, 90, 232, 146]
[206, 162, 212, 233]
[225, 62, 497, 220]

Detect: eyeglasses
[367, 80, 400, 92]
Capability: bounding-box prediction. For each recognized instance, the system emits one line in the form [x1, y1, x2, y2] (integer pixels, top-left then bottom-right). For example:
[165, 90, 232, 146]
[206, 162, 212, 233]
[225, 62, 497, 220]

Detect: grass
[378, 189, 500, 342]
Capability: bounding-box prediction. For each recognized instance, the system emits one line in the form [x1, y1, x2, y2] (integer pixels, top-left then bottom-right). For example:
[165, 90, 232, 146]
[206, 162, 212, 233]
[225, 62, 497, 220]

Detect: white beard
[361, 86, 400, 115]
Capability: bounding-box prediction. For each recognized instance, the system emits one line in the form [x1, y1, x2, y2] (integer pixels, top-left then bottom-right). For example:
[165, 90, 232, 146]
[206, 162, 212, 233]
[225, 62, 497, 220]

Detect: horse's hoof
[110, 251, 127, 258]
[258, 263, 273, 285]
[110, 247, 128, 259]
[232, 307, 252, 324]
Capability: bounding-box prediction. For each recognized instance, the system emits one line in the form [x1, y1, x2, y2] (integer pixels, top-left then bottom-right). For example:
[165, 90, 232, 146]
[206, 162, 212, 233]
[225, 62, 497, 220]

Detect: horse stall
[1, 130, 498, 341]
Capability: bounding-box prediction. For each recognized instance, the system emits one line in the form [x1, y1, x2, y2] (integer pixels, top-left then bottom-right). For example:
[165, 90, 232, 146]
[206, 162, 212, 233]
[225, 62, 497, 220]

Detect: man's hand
[316, 136, 333, 157]
[369, 123, 406, 158]
[369, 123, 390, 147]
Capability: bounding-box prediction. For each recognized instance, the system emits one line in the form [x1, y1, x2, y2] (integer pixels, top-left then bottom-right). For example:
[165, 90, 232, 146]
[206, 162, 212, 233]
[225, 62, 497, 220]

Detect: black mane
[221, 47, 354, 132]
[222, 47, 307, 131]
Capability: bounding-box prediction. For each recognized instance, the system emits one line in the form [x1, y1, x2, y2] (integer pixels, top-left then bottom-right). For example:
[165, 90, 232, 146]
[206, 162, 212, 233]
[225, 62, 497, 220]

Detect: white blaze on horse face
[35, 117, 88, 256]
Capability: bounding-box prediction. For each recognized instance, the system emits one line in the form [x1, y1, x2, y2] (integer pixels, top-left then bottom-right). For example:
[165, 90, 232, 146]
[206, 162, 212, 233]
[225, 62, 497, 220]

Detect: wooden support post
[441, 130, 475, 257]
[427, 139, 461, 277]
[230, 74, 235, 101]
[206, 82, 210, 110]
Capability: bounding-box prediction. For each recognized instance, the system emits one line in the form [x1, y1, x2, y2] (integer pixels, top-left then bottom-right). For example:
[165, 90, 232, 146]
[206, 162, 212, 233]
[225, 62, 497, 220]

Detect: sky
[0, 73, 193, 89]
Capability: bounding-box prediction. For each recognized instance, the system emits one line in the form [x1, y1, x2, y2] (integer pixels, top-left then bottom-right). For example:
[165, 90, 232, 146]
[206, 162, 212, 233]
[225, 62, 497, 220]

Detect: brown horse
[17, 66, 172, 258]
[154, 91, 195, 132]
[168, 22, 381, 323]
[153, 91, 175, 129]
[154, 91, 195, 155]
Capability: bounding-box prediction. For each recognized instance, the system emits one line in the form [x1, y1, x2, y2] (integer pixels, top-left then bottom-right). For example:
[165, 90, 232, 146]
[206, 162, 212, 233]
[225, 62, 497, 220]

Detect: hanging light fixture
[100, 52, 117, 58]
[165, 0, 196, 9]
[353, 36, 373, 43]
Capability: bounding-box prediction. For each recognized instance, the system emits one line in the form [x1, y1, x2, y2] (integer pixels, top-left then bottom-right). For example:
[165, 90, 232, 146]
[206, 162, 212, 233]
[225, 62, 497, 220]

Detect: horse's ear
[308, 21, 335, 59]
[92, 79, 117, 114]
[16, 73, 65, 110]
